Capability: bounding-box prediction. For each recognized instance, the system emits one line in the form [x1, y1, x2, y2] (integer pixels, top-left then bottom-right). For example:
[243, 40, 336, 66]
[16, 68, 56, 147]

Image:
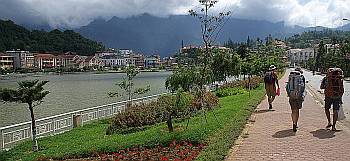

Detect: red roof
[0, 52, 12, 57]
[59, 54, 76, 59]
[35, 53, 56, 58]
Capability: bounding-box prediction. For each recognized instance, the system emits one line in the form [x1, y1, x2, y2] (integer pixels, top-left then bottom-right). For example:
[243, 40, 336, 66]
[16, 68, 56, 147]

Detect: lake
[0, 72, 171, 127]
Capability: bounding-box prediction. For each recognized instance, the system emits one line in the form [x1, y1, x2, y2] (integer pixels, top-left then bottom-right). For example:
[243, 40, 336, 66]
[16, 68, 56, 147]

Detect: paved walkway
[226, 70, 350, 161]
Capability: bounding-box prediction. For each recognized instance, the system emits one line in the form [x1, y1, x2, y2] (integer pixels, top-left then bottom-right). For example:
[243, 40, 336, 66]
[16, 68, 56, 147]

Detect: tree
[237, 44, 249, 59]
[188, 0, 230, 120]
[316, 40, 326, 72]
[0, 80, 50, 151]
[158, 91, 193, 132]
[109, 65, 150, 106]
[212, 49, 240, 83]
[165, 66, 199, 132]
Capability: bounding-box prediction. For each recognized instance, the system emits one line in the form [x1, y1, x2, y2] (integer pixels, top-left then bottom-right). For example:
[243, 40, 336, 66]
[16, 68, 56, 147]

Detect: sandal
[326, 124, 332, 128]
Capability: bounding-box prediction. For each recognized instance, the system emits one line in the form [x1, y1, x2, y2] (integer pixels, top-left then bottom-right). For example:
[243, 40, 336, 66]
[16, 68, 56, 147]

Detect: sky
[0, 0, 350, 28]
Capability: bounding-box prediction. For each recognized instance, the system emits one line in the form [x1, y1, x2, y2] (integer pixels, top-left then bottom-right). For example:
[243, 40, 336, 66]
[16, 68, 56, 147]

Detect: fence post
[52, 118, 55, 135]
[0, 129, 3, 150]
[73, 114, 82, 128]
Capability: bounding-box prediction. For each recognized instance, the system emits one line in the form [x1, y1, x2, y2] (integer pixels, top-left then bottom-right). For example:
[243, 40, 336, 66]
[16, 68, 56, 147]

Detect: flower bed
[61, 141, 205, 161]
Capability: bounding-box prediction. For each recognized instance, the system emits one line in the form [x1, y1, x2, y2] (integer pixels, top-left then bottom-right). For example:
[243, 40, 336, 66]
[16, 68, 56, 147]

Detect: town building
[74, 55, 102, 69]
[101, 55, 126, 67]
[130, 54, 145, 68]
[287, 48, 315, 66]
[34, 53, 58, 69]
[95, 49, 120, 58]
[6, 50, 33, 69]
[0, 53, 14, 70]
[162, 56, 177, 68]
[325, 44, 341, 54]
[58, 52, 78, 68]
[119, 49, 133, 57]
[144, 55, 161, 68]
[274, 40, 289, 49]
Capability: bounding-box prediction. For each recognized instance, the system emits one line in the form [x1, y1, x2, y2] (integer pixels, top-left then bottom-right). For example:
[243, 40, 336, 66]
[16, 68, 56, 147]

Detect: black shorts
[325, 97, 341, 110]
[289, 98, 303, 110]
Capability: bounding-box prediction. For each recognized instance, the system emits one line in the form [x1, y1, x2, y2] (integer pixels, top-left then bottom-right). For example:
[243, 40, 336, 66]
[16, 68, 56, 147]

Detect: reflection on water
[0, 72, 171, 127]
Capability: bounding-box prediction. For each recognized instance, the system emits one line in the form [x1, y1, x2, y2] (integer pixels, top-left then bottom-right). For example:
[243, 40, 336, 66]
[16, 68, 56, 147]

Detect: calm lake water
[0, 72, 171, 127]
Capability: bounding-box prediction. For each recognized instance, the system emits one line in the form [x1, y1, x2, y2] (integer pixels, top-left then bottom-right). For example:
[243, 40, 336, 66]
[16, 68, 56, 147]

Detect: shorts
[265, 84, 276, 96]
[325, 97, 341, 110]
[289, 98, 303, 110]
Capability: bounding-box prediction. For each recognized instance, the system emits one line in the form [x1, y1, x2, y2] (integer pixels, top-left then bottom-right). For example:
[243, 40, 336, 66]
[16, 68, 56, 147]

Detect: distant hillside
[77, 14, 307, 56]
[0, 20, 105, 55]
[286, 29, 350, 48]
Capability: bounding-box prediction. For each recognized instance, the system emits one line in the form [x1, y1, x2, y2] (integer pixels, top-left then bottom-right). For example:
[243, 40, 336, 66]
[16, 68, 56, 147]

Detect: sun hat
[269, 65, 276, 71]
[295, 67, 303, 74]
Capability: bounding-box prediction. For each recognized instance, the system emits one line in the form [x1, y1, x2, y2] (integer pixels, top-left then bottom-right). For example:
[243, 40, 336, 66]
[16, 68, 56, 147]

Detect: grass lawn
[0, 85, 265, 161]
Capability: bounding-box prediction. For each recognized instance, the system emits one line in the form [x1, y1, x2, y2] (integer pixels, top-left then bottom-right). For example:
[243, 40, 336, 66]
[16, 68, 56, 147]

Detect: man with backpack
[264, 65, 280, 110]
[320, 68, 344, 131]
[286, 67, 306, 132]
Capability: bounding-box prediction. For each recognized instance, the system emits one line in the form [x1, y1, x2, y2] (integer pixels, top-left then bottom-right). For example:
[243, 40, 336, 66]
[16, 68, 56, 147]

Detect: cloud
[1, 0, 350, 28]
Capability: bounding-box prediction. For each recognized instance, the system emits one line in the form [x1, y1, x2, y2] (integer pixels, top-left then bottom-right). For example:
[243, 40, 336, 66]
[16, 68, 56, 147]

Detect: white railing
[0, 93, 164, 150]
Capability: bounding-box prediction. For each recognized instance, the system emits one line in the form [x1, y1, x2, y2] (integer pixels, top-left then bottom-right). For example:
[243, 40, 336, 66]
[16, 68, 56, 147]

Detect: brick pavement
[226, 70, 350, 161]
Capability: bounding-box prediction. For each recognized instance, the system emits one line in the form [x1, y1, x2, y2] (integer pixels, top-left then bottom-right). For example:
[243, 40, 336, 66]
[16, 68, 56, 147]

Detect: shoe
[332, 125, 337, 131]
[326, 123, 332, 128]
[269, 104, 272, 110]
[293, 124, 297, 132]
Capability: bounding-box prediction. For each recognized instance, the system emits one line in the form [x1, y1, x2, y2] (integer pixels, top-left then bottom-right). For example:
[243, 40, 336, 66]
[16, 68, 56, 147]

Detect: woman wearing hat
[264, 65, 280, 110]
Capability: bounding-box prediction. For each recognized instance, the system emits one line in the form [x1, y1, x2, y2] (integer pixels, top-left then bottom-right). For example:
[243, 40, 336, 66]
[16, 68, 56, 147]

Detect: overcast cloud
[0, 0, 350, 28]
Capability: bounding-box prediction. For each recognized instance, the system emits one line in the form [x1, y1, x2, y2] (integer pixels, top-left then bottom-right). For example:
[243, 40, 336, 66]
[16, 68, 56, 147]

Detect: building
[325, 44, 341, 54]
[144, 55, 161, 68]
[0, 53, 14, 70]
[84, 56, 102, 68]
[119, 49, 133, 57]
[130, 54, 145, 68]
[95, 50, 119, 58]
[34, 53, 58, 69]
[101, 55, 126, 67]
[6, 50, 33, 69]
[287, 48, 315, 66]
[21, 52, 35, 69]
[58, 52, 78, 68]
[274, 40, 288, 49]
[162, 56, 177, 68]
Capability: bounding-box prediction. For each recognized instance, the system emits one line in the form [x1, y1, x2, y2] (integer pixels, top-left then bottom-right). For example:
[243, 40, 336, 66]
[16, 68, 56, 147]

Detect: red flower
[112, 152, 120, 157]
[160, 156, 169, 161]
[174, 158, 182, 161]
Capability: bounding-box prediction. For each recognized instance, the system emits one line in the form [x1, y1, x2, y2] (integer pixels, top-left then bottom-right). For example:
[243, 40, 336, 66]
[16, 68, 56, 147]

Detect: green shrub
[192, 91, 220, 111]
[221, 76, 262, 90]
[107, 92, 195, 134]
[107, 91, 219, 134]
[106, 101, 164, 135]
[215, 88, 247, 97]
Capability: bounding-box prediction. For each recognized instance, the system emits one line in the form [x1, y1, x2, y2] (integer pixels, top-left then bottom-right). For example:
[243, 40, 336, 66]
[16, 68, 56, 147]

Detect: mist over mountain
[75, 14, 309, 56]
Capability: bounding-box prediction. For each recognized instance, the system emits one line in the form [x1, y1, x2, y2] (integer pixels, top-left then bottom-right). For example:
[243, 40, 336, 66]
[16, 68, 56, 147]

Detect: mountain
[77, 14, 308, 56]
[0, 20, 104, 55]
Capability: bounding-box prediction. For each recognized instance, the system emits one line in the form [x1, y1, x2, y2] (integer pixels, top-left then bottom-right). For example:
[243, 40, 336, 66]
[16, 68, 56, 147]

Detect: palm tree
[0, 80, 50, 151]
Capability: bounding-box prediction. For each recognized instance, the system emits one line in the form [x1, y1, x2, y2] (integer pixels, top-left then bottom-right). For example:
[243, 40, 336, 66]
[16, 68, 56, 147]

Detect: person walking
[286, 67, 306, 132]
[264, 65, 280, 110]
[320, 68, 344, 131]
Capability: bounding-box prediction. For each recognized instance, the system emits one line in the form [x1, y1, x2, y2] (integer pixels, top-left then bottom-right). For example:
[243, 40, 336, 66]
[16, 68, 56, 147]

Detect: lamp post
[342, 18, 350, 75]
